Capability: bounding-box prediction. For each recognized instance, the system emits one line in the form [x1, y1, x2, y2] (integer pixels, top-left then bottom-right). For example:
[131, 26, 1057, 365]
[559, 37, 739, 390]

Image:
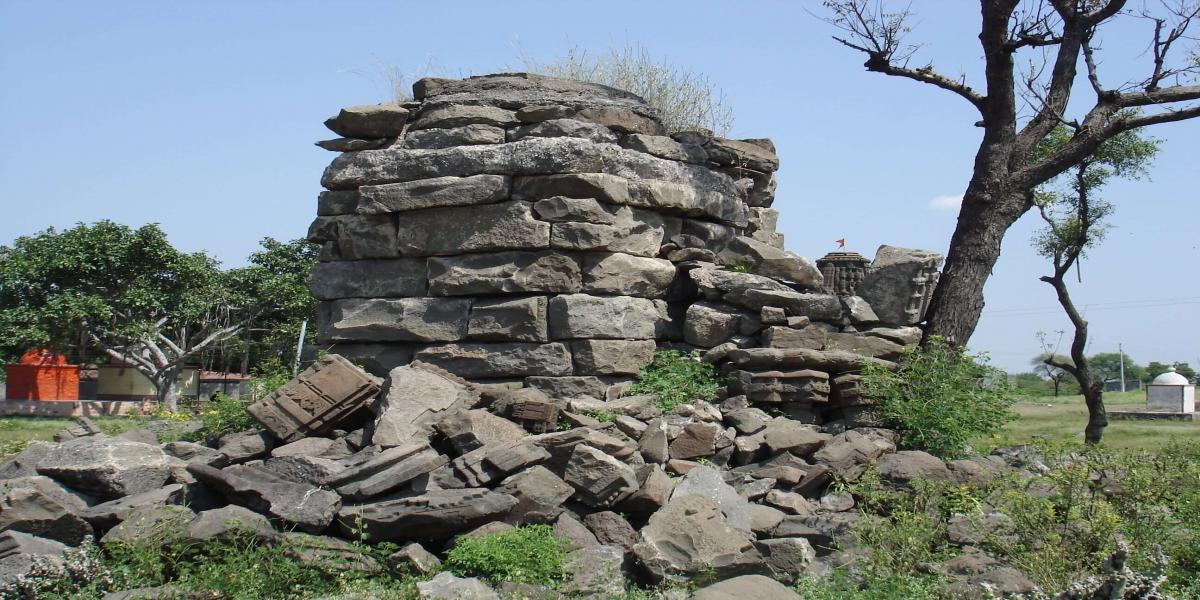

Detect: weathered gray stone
[843, 295, 879, 323]
[574, 105, 665, 135]
[370, 363, 476, 447]
[513, 171, 747, 226]
[764, 490, 816, 515]
[160, 441, 226, 467]
[581, 253, 676, 298]
[357, 174, 510, 214]
[877, 450, 953, 486]
[467, 296, 548, 342]
[548, 294, 662, 340]
[554, 512, 601, 551]
[317, 190, 359, 216]
[400, 124, 505, 149]
[856, 245, 945, 326]
[549, 220, 664, 257]
[428, 251, 582, 296]
[186, 504, 276, 543]
[638, 418, 670, 464]
[0, 441, 55, 479]
[325, 103, 408, 138]
[865, 325, 923, 345]
[100, 504, 194, 545]
[307, 214, 397, 260]
[670, 465, 753, 535]
[336, 489, 518, 541]
[78, 484, 186, 531]
[387, 542, 443, 576]
[415, 73, 649, 109]
[582, 511, 639, 554]
[322, 138, 747, 227]
[259, 455, 344, 486]
[415, 342, 573, 378]
[36, 436, 172, 501]
[688, 265, 794, 300]
[332, 444, 448, 500]
[632, 494, 761, 583]
[562, 545, 625, 598]
[749, 504, 786, 535]
[495, 465, 574, 525]
[416, 571, 499, 600]
[324, 343, 415, 377]
[531, 196, 618, 224]
[508, 118, 619, 143]
[307, 258, 427, 300]
[270, 437, 349, 460]
[410, 104, 517, 130]
[684, 302, 748, 348]
[571, 339, 656, 375]
[217, 429, 273, 464]
[563, 445, 639, 508]
[0, 477, 92, 545]
[0, 531, 68, 587]
[724, 236, 822, 288]
[725, 289, 843, 321]
[524, 375, 614, 400]
[704, 137, 780, 172]
[669, 422, 720, 460]
[756, 537, 817, 584]
[395, 201, 549, 256]
[725, 347, 894, 373]
[692, 574, 801, 600]
[811, 430, 897, 480]
[315, 137, 392, 152]
[188, 463, 340, 533]
[436, 409, 527, 454]
[762, 419, 829, 456]
[620, 133, 707, 163]
[323, 297, 470, 342]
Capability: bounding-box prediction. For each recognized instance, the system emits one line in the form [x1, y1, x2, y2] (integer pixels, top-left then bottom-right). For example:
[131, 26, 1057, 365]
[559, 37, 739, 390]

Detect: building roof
[1151, 368, 1190, 386]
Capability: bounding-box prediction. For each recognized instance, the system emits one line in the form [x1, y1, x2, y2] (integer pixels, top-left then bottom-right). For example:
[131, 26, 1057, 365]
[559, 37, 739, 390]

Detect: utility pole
[293, 320, 307, 376]
[1118, 343, 1126, 393]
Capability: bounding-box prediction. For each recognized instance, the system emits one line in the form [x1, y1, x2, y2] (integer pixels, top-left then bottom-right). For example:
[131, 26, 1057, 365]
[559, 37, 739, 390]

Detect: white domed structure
[1151, 368, 1190, 386]
[1146, 367, 1195, 414]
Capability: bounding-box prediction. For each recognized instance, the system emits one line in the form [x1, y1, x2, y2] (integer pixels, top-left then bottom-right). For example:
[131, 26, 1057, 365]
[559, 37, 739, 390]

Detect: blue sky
[1, 0, 1196, 374]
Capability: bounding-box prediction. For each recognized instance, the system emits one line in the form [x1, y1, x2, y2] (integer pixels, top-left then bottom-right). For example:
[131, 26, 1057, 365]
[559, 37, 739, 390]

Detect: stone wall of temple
[308, 73, 942, 428]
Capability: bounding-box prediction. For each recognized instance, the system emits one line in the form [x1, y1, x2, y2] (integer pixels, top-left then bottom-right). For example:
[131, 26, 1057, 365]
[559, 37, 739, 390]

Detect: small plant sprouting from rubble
[626, 349, 720, 412]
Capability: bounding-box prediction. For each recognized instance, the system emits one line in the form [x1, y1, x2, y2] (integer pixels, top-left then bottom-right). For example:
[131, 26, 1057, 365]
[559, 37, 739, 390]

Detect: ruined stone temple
[305, 73, 944, 428]
[7, 74, 1028, 596]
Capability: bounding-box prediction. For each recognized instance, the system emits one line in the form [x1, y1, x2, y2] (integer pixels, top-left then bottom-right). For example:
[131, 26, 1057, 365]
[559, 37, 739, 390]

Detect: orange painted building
[4, 349, 80, 401]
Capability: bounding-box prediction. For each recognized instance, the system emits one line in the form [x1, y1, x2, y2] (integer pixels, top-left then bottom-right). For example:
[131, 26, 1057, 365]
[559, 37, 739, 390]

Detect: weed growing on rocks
[626, 349, 719, 412]
[444, 524, 570, 587]
[861, 337, 1016, 459]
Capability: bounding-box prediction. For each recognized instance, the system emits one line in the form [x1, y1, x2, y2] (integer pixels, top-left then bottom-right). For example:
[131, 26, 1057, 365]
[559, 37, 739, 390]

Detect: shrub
[188, 392, 255, 442]
[626, 350, 720, 412]
[861, 337, 1016, 459]
[444, 524, 570, 586]
[530, 43, 734, 135]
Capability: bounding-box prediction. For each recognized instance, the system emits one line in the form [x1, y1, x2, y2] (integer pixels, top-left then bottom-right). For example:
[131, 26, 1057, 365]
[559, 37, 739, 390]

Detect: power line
[981, 297, 1200, 318]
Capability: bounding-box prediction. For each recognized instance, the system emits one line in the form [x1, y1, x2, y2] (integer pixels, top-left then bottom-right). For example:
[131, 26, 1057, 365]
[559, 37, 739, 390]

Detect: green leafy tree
[1033, 124, 1158, 443]
[1011, 372, 1054, 398]
[0, 221, 242, 410]
[1147, 361, 1197, 382]
[223, 238, 319, 373]
[1089, 352, 1147, 385]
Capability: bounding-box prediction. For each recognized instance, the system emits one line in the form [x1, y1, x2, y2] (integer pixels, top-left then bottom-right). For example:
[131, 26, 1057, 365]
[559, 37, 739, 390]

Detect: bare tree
[1033, 330, 1073, 396]
[822, 0, 1200, 345]
[94, 312, 241, 412]
[1032, 124, 1157, 442]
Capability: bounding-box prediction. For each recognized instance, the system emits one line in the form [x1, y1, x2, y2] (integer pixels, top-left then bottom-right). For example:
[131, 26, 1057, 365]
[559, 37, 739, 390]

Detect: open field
[979, 390, 1200, 451]
[0, 415, 148, 457]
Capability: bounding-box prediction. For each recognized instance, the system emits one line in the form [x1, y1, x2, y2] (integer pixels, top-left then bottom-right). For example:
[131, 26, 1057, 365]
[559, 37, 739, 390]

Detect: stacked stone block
[308, 74, 796, 395]
[308, 73, 943, 428]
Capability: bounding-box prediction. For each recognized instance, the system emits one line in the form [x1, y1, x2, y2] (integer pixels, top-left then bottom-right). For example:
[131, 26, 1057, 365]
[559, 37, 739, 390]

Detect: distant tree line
[1012, 352, 1196, 398]
[0, 221, 317, 409]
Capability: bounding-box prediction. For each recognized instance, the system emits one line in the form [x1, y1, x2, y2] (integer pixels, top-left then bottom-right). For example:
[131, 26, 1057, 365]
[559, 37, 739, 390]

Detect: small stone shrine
[1146, 368, 1195, 414]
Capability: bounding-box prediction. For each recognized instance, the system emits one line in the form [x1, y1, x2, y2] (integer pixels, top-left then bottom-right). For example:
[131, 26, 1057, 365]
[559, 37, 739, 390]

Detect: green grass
[978, 390, 1199, 451]
[0, 416, 152, 458]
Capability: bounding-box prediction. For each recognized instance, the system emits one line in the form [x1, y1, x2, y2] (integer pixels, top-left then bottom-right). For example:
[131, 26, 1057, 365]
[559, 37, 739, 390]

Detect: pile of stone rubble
[0, 352, 1038, 598]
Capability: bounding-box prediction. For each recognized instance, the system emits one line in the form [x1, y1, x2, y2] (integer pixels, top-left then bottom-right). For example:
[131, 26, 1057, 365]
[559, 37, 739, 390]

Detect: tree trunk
[1082, 382, 1106, 444]
[156, 371, 181, 412]
[924, 186, 1030, 345]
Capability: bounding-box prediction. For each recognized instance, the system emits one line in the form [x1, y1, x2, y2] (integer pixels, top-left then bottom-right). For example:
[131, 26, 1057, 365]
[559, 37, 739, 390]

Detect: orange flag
[835, 239, 845, 248]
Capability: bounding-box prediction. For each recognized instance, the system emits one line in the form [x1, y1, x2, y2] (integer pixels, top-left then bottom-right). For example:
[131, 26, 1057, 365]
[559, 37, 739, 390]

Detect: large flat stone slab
[427, 251, 581, 296]
[322, 297, 471, 342]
